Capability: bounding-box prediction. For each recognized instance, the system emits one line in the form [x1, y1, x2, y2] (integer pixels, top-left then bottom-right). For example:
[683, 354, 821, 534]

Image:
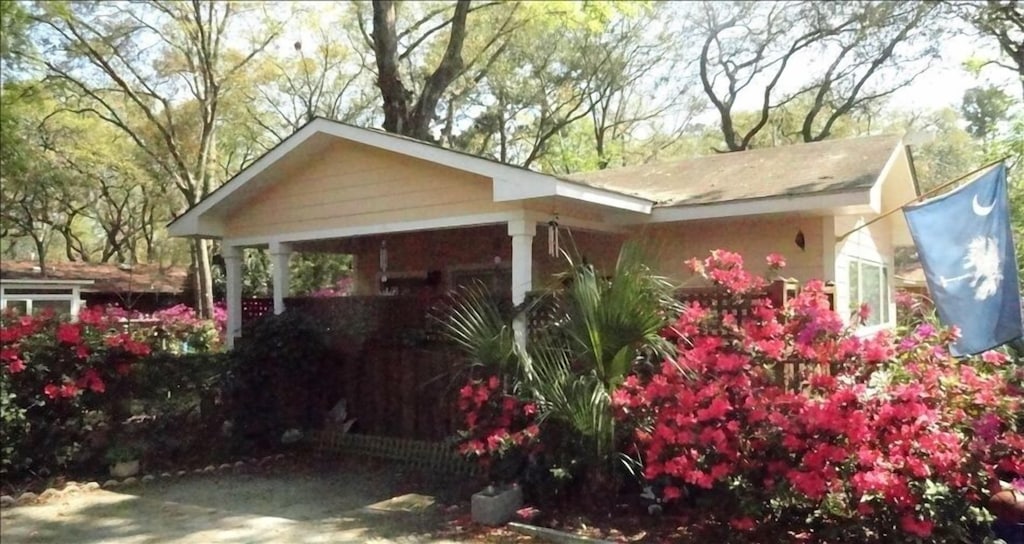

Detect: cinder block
[471, 485, 523, 526]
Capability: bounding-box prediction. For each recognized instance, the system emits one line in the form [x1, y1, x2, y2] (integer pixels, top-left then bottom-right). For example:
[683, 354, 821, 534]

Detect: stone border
[507, 522, 615, 544]
[0, 453, 293, 510]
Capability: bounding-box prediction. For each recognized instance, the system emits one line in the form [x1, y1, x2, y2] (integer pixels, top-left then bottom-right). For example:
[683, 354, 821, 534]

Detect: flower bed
[443, 248, 1024, 542]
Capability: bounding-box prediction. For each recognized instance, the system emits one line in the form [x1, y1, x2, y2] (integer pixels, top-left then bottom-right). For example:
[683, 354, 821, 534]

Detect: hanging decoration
[379, 240, 389, 281]
[548, 216, 560, 257]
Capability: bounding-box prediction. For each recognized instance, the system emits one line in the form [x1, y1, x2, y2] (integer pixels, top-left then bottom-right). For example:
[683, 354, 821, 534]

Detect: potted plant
[105, 442, 144, 478]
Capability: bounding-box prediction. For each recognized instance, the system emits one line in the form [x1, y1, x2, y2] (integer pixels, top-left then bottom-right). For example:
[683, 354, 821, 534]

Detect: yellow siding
[632, 215, 826, 285]
[224, 139, 519, 239]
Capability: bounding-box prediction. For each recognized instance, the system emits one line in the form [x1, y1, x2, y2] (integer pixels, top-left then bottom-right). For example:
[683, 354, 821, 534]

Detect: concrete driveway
[1, 458, 511, 544]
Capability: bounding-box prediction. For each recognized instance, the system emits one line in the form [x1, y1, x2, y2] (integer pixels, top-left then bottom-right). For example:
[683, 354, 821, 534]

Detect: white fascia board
[1, 279, 95, 286]
[492, 177, 653, 214]
[521, 211, 628, 234]
[492, 176, 557, 201]
[222, 211, 527, 247]
[646, 190, 870, 223]
[553, 181, 652, 213]
[167, 214, 225, 238]
[870, 144, 904, 213]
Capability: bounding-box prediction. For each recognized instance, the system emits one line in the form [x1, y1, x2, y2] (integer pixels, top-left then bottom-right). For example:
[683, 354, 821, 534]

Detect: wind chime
[547, 216, 560, 257]
[379, 240, 389, 287]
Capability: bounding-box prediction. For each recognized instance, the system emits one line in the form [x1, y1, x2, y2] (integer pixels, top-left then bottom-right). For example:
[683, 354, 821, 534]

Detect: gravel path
[0, 459, 496, 544]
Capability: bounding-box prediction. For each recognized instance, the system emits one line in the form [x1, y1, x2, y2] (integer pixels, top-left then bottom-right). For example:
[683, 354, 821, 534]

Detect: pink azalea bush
[1, 303, 227, 482]
[455, 375, 541, 481]
[612, 251, 1023, 542]
[1, 307, 153, 478]
[149, 303, 226, 352]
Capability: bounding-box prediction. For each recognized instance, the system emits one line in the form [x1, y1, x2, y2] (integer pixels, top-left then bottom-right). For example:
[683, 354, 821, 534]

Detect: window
[848, 259, 889, 326]
[1, 282, 84, 318]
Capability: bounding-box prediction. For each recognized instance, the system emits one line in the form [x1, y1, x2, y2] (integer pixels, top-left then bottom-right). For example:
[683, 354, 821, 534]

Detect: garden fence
[237, 280, 834, 440]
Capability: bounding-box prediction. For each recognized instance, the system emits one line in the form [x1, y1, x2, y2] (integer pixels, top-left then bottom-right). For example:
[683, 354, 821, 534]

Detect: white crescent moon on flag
[972, 195, 995, 216]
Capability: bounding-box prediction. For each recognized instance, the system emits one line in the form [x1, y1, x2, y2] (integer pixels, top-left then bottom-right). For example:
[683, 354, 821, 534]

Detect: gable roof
[168, 116, 912, 239]
[167, 117, 654, 237]
[571, 134, 905, 207]
[0, 261, 188, 294]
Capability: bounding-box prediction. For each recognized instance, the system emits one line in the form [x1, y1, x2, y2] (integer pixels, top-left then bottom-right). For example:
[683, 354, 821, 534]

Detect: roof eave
[643, 189, 872, 224]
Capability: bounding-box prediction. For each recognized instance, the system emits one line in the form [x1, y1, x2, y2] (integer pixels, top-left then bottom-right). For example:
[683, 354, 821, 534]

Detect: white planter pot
[110, 460, 140, 478]
[471, 484, 523, 526]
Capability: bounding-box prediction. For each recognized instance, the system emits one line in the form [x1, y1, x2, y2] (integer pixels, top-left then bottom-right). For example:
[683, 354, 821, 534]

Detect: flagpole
[835, 156, 1009, 242]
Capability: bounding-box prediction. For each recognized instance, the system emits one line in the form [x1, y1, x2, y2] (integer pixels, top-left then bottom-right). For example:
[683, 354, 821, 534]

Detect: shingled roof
[0, 261, 188, 294]
[571, 134, 904, 207]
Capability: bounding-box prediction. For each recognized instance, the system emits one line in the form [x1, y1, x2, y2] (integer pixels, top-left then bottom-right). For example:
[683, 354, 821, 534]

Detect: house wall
[344, 224, 626, 296]
[321, 214, 832, 297]
[630, 214, 827, 286]
[224, 139, 522, 240]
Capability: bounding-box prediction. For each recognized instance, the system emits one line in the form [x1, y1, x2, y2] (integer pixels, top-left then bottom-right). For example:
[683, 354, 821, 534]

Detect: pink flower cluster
[2, 307, 152, 402]
[455, 376, 540, 470]
[612, 251, 1023, 540]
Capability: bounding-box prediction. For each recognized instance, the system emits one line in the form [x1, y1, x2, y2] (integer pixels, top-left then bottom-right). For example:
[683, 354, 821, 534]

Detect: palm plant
[520, 243, 679, 492]
[439, 241, 681, 495]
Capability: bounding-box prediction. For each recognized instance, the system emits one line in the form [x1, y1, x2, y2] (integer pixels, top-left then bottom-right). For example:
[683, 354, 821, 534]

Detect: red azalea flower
[56, 323, 82, 344]
[7, 357, 26, 373]
[899, 515, 933, 538]
[43, 383, 60, 399]
[59, 383, 79, 398]
[75, 343, 90, 359]
[0, 326, 24, 344]
[730, 517, 756, 531]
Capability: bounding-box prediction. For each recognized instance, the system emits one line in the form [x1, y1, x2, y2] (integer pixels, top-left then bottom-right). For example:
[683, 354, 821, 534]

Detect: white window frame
[847, 258, 891, 329]
[0, 280, 91, 319]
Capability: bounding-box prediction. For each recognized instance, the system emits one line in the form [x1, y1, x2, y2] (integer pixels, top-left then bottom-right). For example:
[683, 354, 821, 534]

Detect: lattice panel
[312, 431, 478, 476]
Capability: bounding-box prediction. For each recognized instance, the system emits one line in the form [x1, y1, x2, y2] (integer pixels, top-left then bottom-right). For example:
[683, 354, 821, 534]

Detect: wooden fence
[235, 280, 833, 441]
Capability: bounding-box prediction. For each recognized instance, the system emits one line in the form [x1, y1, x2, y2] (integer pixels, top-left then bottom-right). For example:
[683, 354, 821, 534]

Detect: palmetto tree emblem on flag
[940, 236, 1003, 300]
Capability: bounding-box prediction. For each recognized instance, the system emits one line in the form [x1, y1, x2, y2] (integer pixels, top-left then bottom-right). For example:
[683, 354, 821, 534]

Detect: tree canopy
[1, 0, 1019, 313]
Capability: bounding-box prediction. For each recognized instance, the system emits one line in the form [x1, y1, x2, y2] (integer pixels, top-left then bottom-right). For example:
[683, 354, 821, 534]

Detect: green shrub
[226, 310, 336, 451]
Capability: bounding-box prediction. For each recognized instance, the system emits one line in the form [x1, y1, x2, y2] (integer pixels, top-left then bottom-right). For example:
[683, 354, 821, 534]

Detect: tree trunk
[192, 238, 215, 318]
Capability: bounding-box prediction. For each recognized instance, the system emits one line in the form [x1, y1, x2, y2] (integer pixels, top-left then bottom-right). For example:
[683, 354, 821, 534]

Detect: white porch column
[223, 245, 243, 349]
[269, 241, 292, 315]
[508, 219, 535, 305]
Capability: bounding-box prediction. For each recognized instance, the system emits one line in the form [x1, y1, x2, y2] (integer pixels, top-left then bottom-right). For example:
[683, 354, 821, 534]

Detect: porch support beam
[223, 245, 243, 349]
[508, 219, 535, 305]
[269, 241, 292, 314]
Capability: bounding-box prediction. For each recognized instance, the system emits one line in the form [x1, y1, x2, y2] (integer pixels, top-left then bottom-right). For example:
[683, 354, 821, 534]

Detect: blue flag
[903, 164, 1022, 356]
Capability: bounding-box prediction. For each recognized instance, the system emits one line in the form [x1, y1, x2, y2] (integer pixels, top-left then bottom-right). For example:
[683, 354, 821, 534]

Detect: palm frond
[433, 281, 516, 373]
